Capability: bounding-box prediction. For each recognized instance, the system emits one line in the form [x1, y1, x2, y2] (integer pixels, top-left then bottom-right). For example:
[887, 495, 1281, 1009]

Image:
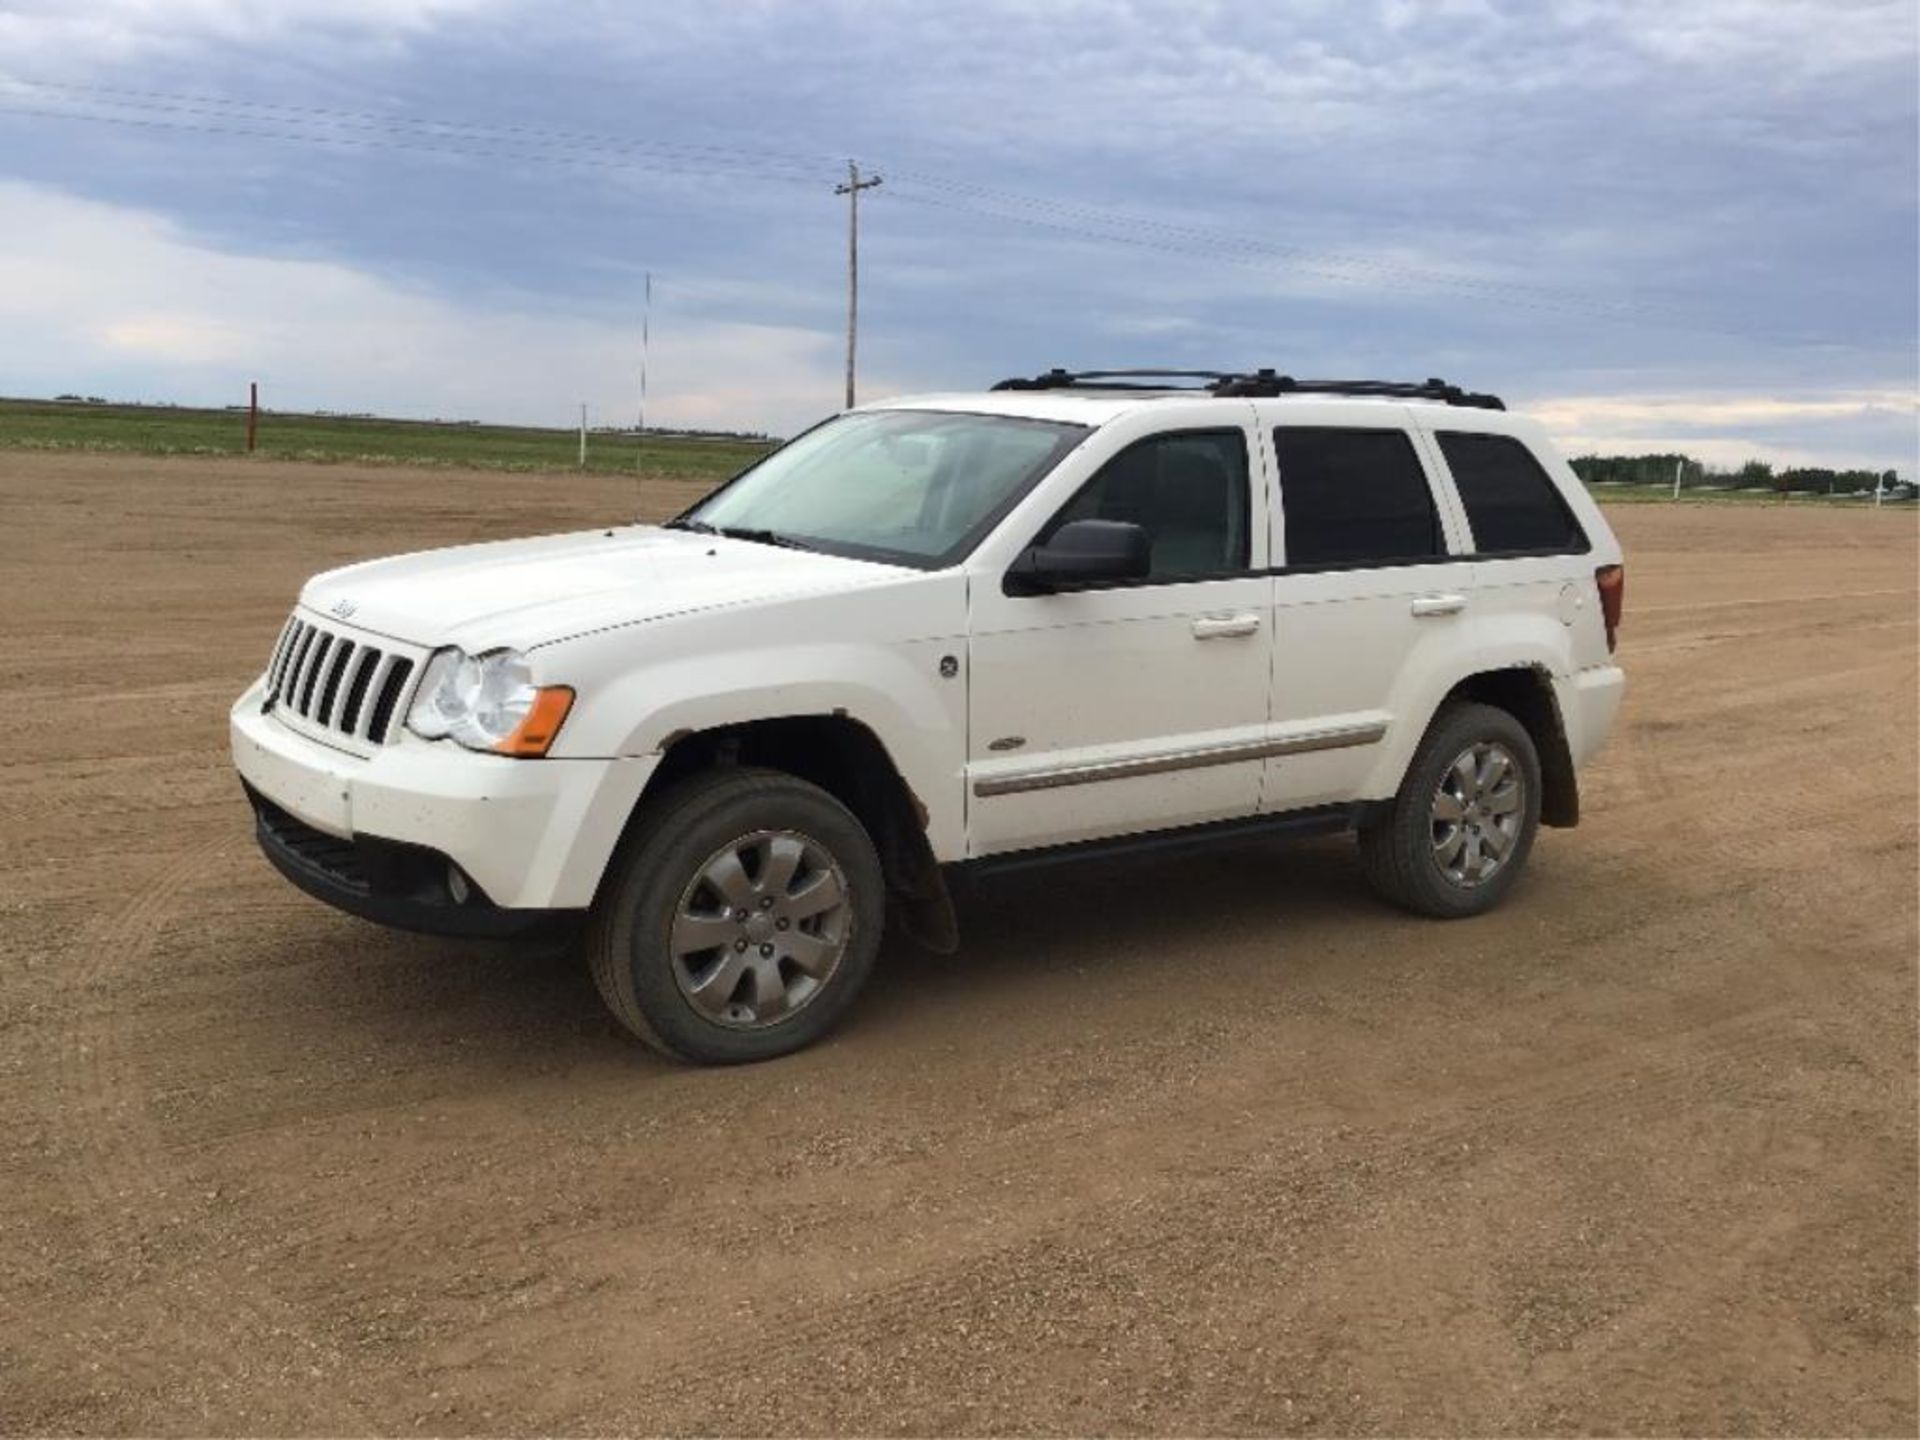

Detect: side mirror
[1006, 518, 1151, 595]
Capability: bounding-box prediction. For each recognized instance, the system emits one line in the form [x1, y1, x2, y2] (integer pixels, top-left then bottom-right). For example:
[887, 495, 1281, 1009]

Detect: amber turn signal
[492, 686, 575, 757]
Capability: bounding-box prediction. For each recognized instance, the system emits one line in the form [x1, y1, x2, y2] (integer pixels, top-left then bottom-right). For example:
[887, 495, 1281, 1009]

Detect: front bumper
[247, 784, 576, 938]
[230, 679, 658, 918]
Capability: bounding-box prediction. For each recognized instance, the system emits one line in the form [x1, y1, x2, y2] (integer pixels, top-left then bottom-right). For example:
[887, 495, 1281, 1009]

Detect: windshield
[678, 409, 1088, 567]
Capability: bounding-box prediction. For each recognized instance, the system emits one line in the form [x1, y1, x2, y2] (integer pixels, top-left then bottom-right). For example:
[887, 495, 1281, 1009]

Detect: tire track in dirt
[204, 838, 1838, 1415]
[309, 995, 1799, 1431]
[1512, 1203, 1898, 1435]
[212, 891, 1791, 1321]
[8, 454, 1912, 1433]
[1630, 615, 1915, 657]
[560, 1003, 1812, 1432]
[1631, 587, 1912, 614]
[44, 831, 373, 1430]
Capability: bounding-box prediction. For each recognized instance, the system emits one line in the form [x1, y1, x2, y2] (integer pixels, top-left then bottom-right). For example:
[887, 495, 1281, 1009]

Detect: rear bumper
[231, 678, 658, 914]
[1558, 663, 1626, 767]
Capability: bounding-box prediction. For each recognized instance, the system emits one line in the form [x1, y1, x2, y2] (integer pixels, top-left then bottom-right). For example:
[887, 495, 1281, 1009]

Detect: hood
[299, 525, 907, 652]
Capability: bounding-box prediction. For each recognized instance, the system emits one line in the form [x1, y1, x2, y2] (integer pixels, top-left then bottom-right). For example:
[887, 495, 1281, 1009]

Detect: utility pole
[834, 160, 882, 410]
[637, 269, 651, 437]
[1672, 456, 1684, 501]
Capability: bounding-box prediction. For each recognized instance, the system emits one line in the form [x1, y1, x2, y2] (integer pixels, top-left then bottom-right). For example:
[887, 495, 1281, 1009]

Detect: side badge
[939, 655, 959, 679]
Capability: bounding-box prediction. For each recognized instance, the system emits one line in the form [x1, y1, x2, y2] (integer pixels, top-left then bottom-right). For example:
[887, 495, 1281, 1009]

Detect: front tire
[586, 768, 885, 1063]
[1358, 701, 1542, 919]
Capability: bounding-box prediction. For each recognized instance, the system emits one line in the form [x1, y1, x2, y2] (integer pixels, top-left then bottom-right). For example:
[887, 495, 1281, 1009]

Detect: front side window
[1043, 429, 1252, 580]
[1437, 431, 1589, 555]
[1275, 427, 1444, 568]
[683, 409, 1088, 567]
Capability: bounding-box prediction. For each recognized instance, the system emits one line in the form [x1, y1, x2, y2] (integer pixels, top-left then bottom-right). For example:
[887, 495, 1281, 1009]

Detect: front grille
[264, 613, 417, 745]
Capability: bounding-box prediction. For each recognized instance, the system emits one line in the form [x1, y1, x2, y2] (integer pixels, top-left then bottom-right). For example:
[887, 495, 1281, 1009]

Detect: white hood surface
[300, 525, 908, 652]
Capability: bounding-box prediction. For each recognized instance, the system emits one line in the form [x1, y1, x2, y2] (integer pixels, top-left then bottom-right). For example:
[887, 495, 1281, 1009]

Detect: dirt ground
[2, 450, 1914, 1437]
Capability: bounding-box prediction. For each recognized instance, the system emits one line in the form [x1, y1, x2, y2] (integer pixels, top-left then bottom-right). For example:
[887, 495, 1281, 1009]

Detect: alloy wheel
[669, 829, 853, 1029]
[1430, 741, 1525, 888]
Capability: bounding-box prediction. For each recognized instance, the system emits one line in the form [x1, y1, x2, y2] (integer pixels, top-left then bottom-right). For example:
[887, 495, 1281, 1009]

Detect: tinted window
[1047, 429, 1251, 579]
[1274, 427, 1442, 568]
[1439, 431, 1589, 554]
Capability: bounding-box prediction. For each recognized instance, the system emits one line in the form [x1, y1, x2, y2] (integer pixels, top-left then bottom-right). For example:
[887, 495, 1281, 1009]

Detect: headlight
[407, 647, 574, 757]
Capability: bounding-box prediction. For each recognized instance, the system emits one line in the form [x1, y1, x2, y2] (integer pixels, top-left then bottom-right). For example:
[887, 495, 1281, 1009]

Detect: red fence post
[246, 381, 258, 454]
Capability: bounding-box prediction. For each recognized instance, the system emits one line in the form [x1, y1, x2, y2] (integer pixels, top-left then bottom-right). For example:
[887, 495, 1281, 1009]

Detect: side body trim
[972, 720, 1387, 798]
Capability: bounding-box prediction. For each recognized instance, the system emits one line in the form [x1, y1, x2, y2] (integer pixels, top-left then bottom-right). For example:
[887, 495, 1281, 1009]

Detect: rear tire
[586, 767, 885, 1064]
[1358, 701, 1542, 919]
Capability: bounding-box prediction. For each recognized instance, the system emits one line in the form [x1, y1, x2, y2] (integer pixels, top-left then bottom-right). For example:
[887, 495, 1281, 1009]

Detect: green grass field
[0, 397, 775, 482]
[4, 397, 1908, 508]
[1583, 480, 1911, 507]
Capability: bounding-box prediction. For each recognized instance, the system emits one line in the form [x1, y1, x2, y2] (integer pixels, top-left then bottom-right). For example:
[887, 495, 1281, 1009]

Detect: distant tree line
[1571, 453, 1911, 498]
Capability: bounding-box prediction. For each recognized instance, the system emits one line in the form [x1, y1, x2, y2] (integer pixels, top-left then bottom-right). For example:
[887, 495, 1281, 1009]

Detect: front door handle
[1410, 594, 1467, 618]
[1191, 612, 1262, 640]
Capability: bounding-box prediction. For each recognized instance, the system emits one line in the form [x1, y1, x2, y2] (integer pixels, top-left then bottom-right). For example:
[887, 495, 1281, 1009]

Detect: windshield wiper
[714, 525, 815, 551]
[663, 517, 814, 551]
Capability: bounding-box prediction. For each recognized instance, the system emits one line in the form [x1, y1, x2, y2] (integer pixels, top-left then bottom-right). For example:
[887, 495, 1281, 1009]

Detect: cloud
[0, 1, 1910, 472]
[0, 180, 856, 434]
[1535, 387, 1919, 471]
[1532, 390, 1920, 430]
[0, 0, 501, 71]
[559, 0, 1915, 161]
[1, 176, 1909, 470]
[1558, 0, 1916, 76]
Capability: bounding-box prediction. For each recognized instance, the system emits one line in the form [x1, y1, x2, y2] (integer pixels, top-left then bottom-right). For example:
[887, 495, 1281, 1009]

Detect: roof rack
[989, 367, 1505, 411]
[991, 368, 1238, 392]
[1214, 370, 1505, 409]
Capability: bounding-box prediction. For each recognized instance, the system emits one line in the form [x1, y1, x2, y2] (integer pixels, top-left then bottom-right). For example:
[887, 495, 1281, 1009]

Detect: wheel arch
[609, 712, 959, 950]
[1440, 666, 1579, 827]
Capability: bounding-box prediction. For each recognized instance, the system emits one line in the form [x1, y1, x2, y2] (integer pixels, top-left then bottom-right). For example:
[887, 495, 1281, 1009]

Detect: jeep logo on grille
[329, 598, 358, 619]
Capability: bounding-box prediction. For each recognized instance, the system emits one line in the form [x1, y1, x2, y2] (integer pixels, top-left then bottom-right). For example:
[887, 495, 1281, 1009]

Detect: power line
[0, 94, 1674, 330]
[0, 99, 826, 190]
[0, 80, 1877, 349]
[0, 76, 843, 175]
[3, 75, 1609, 303]
[877, 188, 1849, 348]
[6, 77, 1624, 310]
[5, 77, 1755, 326]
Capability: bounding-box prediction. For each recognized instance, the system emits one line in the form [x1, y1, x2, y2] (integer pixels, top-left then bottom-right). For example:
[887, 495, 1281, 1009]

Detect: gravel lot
[3, 451, 1914, 1435]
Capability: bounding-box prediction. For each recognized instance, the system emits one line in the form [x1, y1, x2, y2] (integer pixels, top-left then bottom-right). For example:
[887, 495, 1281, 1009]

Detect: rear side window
[1438, 431, 1589, 555]
[1274, 427, 1443, 569]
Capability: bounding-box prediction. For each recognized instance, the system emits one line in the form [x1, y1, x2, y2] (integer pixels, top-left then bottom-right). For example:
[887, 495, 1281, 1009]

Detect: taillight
[1595, 564, 1624, 652]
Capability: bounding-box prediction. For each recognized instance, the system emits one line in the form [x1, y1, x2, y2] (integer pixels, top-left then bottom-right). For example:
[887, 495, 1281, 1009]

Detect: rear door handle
[1191, 612, 1262, 640]
[1410, 594, 1467, 618]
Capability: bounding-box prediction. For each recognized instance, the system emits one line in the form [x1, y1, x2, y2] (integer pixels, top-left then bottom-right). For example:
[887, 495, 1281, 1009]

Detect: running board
[951, 803, 1382, 881]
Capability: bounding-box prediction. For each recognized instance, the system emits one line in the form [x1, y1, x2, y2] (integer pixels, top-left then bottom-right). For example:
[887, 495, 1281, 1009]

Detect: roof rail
[1211, 370, 1505, 409]
[990, 368, 1238, 392]
[989, 367, 1505, 411]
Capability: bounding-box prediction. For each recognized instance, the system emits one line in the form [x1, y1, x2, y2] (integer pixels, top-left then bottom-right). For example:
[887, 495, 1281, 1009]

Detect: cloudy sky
[0, 0, 1914, 471]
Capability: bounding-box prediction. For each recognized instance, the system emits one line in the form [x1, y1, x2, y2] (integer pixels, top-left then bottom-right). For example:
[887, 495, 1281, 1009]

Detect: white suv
[231, 369, 1626, 1063]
